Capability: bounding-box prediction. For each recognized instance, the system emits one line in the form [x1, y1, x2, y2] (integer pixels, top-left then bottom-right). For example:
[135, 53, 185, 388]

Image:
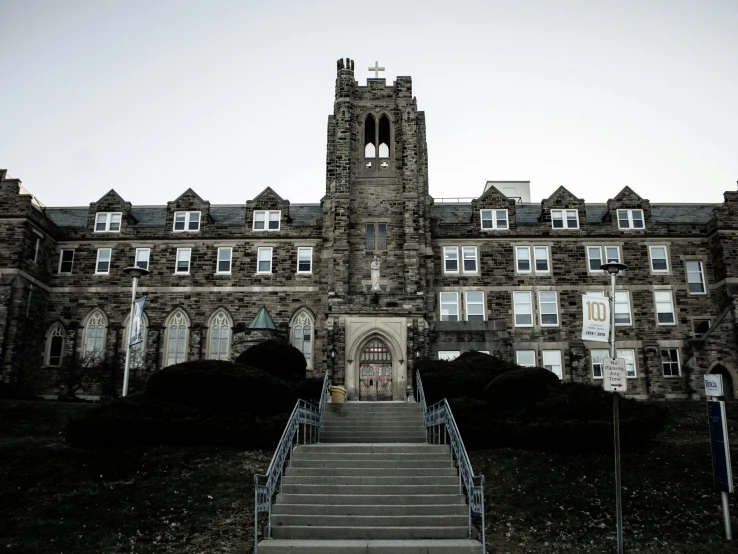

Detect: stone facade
[1, 59, 737, 400]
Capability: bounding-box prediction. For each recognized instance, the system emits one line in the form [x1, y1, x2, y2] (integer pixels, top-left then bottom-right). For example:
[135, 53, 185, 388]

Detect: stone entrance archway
[359, 338, 392, 401]
[710, 364, 735, 399]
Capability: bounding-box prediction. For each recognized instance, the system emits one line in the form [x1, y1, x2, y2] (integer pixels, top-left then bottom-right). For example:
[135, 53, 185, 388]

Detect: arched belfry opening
[364, 115, 376, 159]
[362, 113, 392, 172]
[378, 115, 390, 158]
[359, 338, 392, 401]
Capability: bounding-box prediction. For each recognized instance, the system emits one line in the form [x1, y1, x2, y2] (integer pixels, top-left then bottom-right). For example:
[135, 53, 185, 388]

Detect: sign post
[705, 375, 733, 540]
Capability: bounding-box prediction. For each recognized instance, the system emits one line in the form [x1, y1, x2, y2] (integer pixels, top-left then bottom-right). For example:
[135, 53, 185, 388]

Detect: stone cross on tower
[368, 61, 385, 78]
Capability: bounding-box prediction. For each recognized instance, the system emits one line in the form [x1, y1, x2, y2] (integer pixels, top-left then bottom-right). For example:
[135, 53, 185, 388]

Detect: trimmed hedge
[484, 367, 560, 411]
[235, 339, 307, 382]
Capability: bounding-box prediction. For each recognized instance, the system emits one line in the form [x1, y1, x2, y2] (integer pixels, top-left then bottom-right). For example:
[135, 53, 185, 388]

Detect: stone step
[294, 444, 448, 454]
[327, 404, 420, 412]
[289, 459, 453, 469]
[319, 435, 427, 443]
[319, 432, 426, 440]
[321, 418, 423, 425]
[275, 494, 466, 506]
[280, 484, 461, 495]
[292, 451, 451, 461]
[257, 539, 483, 553]
[271, 525, 469, 540]
[282, 476, 459, 486]
[286, 467, 457, 477]
[271, 514, 469, 528]
[271, 504, 469, 516]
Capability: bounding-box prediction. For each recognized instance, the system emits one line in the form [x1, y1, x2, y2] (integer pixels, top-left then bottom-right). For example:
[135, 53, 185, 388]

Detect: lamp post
[600, 261, 627, 554]
[328, 346, 337, 379]
[122, 266, 150, 397]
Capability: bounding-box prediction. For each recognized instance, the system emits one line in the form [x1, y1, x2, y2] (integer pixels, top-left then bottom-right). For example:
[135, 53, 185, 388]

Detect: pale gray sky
[1, 0, 736, 206]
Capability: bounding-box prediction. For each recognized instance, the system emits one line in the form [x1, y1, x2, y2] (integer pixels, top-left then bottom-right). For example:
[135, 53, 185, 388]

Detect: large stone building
[1, 58, 737, 400]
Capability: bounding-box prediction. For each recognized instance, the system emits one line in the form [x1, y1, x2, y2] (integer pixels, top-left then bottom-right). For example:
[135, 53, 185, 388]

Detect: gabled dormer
[246, 187, 291, 232]
[87, 189, 133, 233]
[166, 189, 211, 233]
[540, 186, 585, 230]
[471, 184, 517, 231]
[605, 187, 650, 231]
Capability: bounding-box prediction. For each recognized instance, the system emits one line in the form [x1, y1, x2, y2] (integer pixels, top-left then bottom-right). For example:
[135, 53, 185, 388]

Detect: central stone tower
[321, 58, 433, 400]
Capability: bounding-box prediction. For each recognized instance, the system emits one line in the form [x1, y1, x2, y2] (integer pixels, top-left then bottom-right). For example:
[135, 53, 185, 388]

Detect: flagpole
[122, 267, 150, 397]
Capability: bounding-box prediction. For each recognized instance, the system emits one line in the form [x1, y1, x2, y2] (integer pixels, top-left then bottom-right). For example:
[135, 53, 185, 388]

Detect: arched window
[291, 310, 314, 370]
[208, 310, 232, 360]
[45, 324, 65, 367]
[83, 310, 107, 360]
[123, 313, 148, 369]
[165, 310, 189, 367]
[364, 115, 376, 159]
[378, 115, 390, 158]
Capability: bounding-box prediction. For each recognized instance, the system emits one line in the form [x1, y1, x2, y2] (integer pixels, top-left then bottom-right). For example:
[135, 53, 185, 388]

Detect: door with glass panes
[359, 339, 392, 401]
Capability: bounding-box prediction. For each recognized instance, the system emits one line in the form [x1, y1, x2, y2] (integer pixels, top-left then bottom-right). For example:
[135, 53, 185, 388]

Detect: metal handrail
[416, 371, 486, 553]
[253, 372, 330, 553]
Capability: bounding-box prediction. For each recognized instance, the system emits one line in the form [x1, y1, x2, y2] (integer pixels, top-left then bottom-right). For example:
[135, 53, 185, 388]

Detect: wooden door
[359, 339, 392, 401]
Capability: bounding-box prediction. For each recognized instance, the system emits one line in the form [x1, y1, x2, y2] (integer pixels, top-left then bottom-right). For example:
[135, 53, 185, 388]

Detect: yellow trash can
[329, 385, 347, 404]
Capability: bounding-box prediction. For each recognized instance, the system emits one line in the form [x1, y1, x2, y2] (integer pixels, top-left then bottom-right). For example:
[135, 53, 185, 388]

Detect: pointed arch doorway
[359, 338, 392, 401]
[710, 364, 735, 399]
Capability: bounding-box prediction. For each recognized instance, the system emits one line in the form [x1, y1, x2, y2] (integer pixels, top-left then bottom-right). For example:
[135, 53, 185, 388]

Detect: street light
[600, 261, 627, 554]
[122, 266, 150, 397]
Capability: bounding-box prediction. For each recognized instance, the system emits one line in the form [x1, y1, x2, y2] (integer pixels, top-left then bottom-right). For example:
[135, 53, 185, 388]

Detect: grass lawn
[2, 399, 738, 553]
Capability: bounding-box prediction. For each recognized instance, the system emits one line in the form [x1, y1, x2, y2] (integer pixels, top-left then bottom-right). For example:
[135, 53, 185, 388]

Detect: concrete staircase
[257, 402, 483, 553]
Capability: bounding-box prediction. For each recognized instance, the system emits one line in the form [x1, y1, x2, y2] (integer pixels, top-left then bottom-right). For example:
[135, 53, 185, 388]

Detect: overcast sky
[1, 0, 736, 207]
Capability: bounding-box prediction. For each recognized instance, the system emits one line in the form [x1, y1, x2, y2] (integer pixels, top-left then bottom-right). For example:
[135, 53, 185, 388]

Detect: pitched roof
[248, 306, 277, 330]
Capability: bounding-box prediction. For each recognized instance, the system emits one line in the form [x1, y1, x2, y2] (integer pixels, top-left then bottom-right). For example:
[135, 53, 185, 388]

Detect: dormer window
[617, 209, 644, 229]
[480, 209, 508, 230]
[253, 210, 281, 231]
[363, 114, 391, 170]
[95, 212, 122, 232]
[173, 211, 200, 232]
[551, 209, 579, 229]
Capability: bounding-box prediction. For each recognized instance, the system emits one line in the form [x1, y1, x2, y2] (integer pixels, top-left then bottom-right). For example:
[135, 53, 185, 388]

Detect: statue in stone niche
[370, 256, 381, 292]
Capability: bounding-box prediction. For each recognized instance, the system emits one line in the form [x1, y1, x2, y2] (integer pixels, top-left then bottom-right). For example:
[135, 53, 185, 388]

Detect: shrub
[146, 360, 294, 417]
[292, 376, 327, 405]
[235, 339, 307, 382]
[484, 367, 560, 411]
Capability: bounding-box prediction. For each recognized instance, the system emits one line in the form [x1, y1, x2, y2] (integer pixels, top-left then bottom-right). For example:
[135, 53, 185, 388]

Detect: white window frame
[516, 350, 536, 367]
[165, 310, 189, 367]
[614, 290, 632, 326]
[440, 292, 459, 321]
[58, 249, 75, 274]
[685, 261, 706, 295]
[297, 247, 313, 274]
[538, 291, 559, 327]
[215, 247, 232, 274]
[292, 310, 314, 369]
[175, 248, 191, 274]
[95, 248, 112, 274]
[443, 246, 459, 274]
[515, 246, 550, 274]
[661, 348, 681, 377]
[654, 290, 676, 325]
[438, 350, 460, 361]
[513, 291, 533, 327]
[207, 310, 232, 361]
[648, 245, 669, 273]
[83, 310, 107, 360]
[173, 211, 201, 232]
[617, 209, 645, 230]
[480, 209, 509, 230]
[135, 248, 150, 271]
[551, 209, 579, 229]
[591, 349, 608, 379]
[464, 291, 485, 321]
[542, 350, 563, 379]
[253, 210, 281, 231]
[257, 247, 273, 274]
[462, 246, 478, 274]
[619, 348, 637, 379]
[94, 212, 122, 233]
[587, 245, 621, 272]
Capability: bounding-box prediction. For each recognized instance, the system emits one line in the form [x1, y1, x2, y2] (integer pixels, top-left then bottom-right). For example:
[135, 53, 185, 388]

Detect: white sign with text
[705, 374, 724, 397]
[581, 294, 610, 343]
[603, 357, 627, 392]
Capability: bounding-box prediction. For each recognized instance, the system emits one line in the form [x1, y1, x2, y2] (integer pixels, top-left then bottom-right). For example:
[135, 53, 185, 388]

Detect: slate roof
[430, 204, 472, 224]
[130, 207, 166, 226]
[43, 207, 88, 227]
[210, 206, 245, 226]
[290, 204, 322, 226]
[651, 204, 717, 224]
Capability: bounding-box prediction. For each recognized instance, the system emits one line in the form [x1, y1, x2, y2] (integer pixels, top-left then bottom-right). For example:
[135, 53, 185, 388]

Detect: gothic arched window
[208, 310, 232, 361]
[124, 313, 148, 369]
[165, 310, 189, 367]
[83, 310, 107, 360]
[378, 115, 390, 158]
[45, 324, 65, 367]
[291, 310, 314, 370]
[364, 115, 376, 159]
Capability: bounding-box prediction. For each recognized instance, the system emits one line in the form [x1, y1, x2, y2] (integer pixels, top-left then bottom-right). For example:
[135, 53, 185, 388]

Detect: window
[438, 351, 460, 361]
[693, 319, 711, 339]
[591, 349, 636, 379]
[32, 237, 40, 263]
[95, 248, 112, 274]
[591, 349, 608, 379]
[440, 292, 459, 321]
[173, 211, 201, 232]
[364, 114, 391, 168]
[175, 248, 191, 274]
[45, 324, 65, 367]
[297, 247, 312, 273]
[443, 247, 458, 273]
[462, 247, 478, 273]
[617, 209, 644, 229]
[124, 313, 147, 369]
[257, 247, 273, 273]
[94, 212, 122, 232]
[292, 310, 314, 369]
[538, 291, 559, 326]
[83, 310, 106, 360]
[465, 291, 485, 321]
[366, 223, 387, 250]
[516, 350, 536, 367]
[253, 210, 280, 231]
[649, 246, 669, 272]
[165, 310, 188, 366]
[208, 311, 231, 360]
[135, 248, 150, 271]
[480, 209, 509, 230]
[619, 349, 637, 378]
[661, 348, 680, 377]
[58, 249, 74, 274]
[515, 246, 549, 274]
[615, 290, 632, 325]
[654, 290, 675, 324]
[217, 247, 232, 274]
[587, 246, 621, 271]
[513, 291, 533, 326]
[551, 209, 579, 229]
[443, 246, 478, 275]
[685, 261, 706, 294]
[542, 350, 562, 379]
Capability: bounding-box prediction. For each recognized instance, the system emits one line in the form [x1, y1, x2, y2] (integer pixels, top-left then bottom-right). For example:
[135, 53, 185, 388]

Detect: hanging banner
[581, 294, 610, 343]
[130, 297, 146, 346]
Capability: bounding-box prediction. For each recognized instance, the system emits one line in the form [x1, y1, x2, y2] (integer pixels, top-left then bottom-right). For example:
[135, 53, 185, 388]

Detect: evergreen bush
[484, 367, 561, 411]
[235, 339, 307, 382]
